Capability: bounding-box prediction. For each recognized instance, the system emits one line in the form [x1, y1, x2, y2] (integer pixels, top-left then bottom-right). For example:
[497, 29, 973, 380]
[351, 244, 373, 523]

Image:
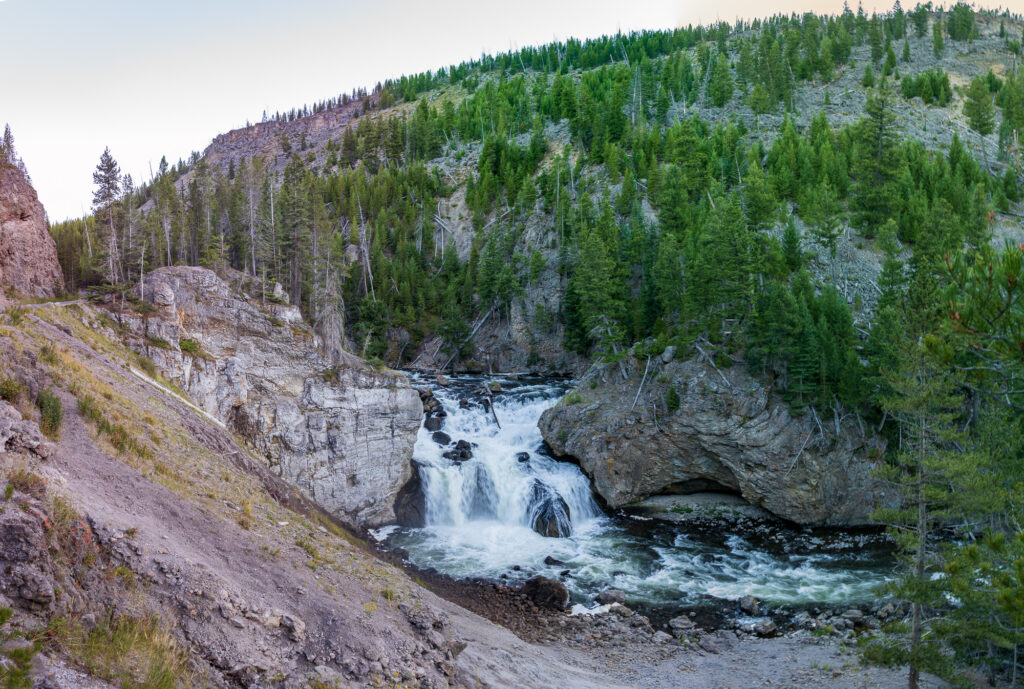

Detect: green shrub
[36, 389, 62, 439]
[666, 386, 681, 414]
[39, 345, 58, 365]
[7, 308, 24, 327]
[0, 377, 23, 402]
[77, 394, 102, 423]
[136, 355, 157, 378]
[177, 338, 210, 360]
[0, 607, 36, 689]
[7, 467, 46, 499]
[145, 336, 170, 350]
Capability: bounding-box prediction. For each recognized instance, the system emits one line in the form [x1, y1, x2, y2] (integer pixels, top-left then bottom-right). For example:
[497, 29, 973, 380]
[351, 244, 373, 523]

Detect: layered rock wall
[539, 353, 886, 526]
[119, 266, 421, 527]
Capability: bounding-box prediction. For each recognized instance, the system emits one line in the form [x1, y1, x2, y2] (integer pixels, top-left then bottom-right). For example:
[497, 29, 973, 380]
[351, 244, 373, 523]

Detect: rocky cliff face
[0, 165, 64, 302]
[539, 352, 886, 526]
[118, 266, 422, 528]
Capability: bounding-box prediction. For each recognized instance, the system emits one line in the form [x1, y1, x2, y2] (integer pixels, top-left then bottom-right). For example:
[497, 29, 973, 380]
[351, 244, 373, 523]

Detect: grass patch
[6, 308, 24, 327]
[36, 389, 63, 439]
[77, 394, 151, 460]
[63, 614, 193, 689]
[563, 391, 583, 405]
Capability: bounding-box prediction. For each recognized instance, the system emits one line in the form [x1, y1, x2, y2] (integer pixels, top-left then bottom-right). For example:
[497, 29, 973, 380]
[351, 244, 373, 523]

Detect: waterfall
[414, 378, 601, 535]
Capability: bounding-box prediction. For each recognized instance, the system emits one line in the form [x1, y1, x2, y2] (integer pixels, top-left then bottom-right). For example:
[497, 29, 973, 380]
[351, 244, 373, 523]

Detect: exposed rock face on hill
[118, 266, 422, 527]
[0, 165, 64, 301]
[539, 353, 886, 526]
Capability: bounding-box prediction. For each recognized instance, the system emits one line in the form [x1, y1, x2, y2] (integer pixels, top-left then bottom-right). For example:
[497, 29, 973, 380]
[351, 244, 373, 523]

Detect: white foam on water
[389, 375, 892, 609]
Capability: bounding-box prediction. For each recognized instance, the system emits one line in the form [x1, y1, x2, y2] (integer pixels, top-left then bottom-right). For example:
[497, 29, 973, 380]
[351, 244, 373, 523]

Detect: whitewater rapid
[374, 374, 892, 614]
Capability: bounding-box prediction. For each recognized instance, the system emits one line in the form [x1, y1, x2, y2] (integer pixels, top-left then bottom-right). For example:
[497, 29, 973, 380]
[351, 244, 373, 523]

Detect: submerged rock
[527, 481, 572, 538]
[596, 589, 626, 605]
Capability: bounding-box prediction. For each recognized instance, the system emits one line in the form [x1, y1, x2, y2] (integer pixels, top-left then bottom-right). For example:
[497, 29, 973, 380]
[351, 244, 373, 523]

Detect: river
[373, 374, 893, 620]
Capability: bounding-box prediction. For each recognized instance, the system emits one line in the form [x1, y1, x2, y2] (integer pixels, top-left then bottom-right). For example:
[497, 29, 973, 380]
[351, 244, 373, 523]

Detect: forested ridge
[31, 5, 1024, 684]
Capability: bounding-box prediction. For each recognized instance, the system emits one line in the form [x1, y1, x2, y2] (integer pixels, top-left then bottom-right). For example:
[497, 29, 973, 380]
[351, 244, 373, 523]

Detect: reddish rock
[0, 165, 64, 301]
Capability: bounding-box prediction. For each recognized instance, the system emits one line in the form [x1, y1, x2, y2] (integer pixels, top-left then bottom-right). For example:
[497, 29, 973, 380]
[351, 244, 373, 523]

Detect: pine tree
[869, 16, 885, 63]
[743, 159, 776, 230]
[853, 85, 900, 233]
[864, 344, 970, 689]
[805, 180, 843, 281]
[910, 3, 929, 38]
[787, 296, 822, 409]
[884, 43, 898, 77]
[749, 83, 774, 115]
[0, 124, 18, 169]
[863, 63, 876, 88]
[92, 148, 123, 285]
[708, 53, 735, 108]
[963, 76, 995, 169]
[572, 227, 625, 359]
[933, 20, 944, 58]
[782, 217, 803, 272]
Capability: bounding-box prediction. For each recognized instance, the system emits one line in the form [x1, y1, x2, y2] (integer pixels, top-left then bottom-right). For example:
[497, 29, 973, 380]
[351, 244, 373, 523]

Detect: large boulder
[0, 165, 64, 301]
[119, 266, 422, 527]
[539, 356, 886, 526]
[521, 575, 570, 610]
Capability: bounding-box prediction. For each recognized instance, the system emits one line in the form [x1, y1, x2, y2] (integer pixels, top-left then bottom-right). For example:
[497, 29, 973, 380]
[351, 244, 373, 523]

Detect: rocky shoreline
[369, 519, 901, 644]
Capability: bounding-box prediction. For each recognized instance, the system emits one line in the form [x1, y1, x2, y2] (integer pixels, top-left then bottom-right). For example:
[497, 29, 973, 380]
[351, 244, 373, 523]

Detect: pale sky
[3, 0, 913, 221]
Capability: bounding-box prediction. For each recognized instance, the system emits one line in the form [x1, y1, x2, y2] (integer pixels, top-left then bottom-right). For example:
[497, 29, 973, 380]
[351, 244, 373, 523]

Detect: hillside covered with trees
[39, 4, 1024, 685]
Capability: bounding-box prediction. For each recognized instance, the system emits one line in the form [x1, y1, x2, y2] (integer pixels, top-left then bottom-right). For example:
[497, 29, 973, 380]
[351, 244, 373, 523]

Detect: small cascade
[412, 377, 601, 536]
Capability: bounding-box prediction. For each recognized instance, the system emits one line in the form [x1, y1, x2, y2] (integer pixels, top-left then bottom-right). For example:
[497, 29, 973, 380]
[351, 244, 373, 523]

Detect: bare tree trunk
[908, 414, 928, 689]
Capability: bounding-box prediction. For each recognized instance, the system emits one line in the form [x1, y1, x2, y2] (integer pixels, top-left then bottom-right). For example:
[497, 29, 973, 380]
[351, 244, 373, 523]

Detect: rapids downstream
[374, 375, 893, 620]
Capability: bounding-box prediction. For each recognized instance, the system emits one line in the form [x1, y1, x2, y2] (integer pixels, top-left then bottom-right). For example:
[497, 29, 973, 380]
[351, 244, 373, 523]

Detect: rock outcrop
[0, 165, 64, 301]
[119, 266, 422, 527]
[539, 354, 886, 526]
